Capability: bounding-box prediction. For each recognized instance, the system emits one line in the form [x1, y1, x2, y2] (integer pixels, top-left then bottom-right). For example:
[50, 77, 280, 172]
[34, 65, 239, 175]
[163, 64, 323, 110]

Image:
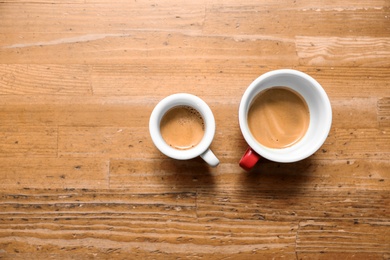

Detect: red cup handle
[239, 147, 261, 171]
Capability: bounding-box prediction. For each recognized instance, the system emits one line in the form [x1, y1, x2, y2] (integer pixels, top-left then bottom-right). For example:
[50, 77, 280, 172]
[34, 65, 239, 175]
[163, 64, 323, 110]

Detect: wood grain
[378, 97, 390, 127]
[204, 6, 390, 37]
[0, 1, 205, 33]
[296, 36, 390, 67]
[0, 0, 389, 259]
[0, 158, 109, 189]
[0, 127, 57, 157]
[297, 220, 390, 258]
[0, 64, 92, 95]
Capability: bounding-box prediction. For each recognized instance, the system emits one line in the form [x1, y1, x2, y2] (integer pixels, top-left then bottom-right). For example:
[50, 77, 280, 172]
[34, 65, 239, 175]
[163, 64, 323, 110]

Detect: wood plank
[0, 102, 57, 127]
[58, 127, 153, 158]
[238, 159, 389, 192]
[92, 65, 390, 98]
[0, 189, 215, 258]
[203, 6, 390, 37]
[296, 36, 390, 67]
[110, 159, 389, 192]
[0, 2, 204, 33]
[0, 158, 109, 190]
[378, 97, 390, 127]
[0, 189, 197, 220]
[0, 188, 295, 258]
[331, 97, 378, 128]
[297, 220, 390, 257]
[197, 189, 389, 222]
[196, 188, 389, 257]
[0, 224, 296, 259]
[109, 158, 216, 192]
[302, 67, 390, 98]
[0, 32, 298, 65]
[206, 0, 388, 11]
[91, 61, 261, 97]
[0, 96, 156, 127]
[335, 128, 390, 159]
[315, 127, 390, 160]
[91, 65, 390, 97]
[0, 64, 91, 95]
[0, 64, 388, 100]
[0, 126, 57, 157]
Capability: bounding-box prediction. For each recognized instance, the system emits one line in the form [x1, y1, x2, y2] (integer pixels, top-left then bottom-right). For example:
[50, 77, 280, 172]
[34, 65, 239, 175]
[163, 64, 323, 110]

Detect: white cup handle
[200, 149, 219, 167]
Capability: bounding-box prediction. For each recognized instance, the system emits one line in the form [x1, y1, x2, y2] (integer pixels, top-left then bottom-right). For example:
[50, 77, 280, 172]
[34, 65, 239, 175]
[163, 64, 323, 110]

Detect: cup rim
[149, 93, 216, 160]
[239, 69, 332, 163]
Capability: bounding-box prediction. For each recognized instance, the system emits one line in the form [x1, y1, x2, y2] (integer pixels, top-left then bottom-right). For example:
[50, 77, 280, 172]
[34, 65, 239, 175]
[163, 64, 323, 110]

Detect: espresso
[248, 87, 310, 148]
[160, 105, 205, 150]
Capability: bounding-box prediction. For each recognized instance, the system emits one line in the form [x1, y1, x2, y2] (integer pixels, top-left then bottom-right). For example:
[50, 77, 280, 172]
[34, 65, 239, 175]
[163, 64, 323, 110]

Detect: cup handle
[200, 149, 219, 167]
[239, 147, 261, 171]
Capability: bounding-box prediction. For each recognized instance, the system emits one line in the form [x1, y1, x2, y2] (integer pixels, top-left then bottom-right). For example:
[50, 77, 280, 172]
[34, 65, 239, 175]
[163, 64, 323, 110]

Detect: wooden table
[1, 0, 389, 259]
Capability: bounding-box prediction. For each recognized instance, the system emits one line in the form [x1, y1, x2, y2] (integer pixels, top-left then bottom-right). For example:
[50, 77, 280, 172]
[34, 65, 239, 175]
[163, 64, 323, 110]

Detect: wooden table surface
[1, 0, 389, 259]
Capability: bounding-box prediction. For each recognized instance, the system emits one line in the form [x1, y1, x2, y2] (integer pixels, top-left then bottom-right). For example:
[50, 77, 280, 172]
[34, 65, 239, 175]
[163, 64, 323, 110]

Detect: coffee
[248, 87, 310, 148]
[160, 105, 205, 150]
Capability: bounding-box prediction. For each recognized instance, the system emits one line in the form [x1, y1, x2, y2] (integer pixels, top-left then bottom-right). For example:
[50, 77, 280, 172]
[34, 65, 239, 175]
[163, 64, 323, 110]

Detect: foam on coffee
[248, 87, 310, 148]
[160, 105, 205, 150]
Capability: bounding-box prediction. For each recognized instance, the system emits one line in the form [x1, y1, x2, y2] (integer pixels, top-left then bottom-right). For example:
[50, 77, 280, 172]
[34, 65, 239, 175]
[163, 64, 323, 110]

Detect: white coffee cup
[149, 93, 219, 167]
[239, 69, 332, 170]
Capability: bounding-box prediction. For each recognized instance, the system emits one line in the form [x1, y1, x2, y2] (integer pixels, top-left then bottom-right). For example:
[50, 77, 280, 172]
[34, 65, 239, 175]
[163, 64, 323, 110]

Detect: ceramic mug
[149, 93, 219, 167]
[239, 69, 332, 170]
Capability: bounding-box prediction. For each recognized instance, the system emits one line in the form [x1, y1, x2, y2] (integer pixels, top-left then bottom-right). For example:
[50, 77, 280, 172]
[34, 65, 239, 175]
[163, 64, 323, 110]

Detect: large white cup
[149, 93, 219, 167]
[239, 69, 332, 170]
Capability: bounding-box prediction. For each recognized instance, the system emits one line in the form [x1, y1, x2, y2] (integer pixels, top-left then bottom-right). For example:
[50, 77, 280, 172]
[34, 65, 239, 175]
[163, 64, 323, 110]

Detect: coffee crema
[160, 105, 205, 150]
[248, 87, 310, 148]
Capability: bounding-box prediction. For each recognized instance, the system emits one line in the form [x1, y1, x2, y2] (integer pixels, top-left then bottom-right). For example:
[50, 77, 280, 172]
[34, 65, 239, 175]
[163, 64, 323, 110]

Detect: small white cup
[149, 93, 219, 167]
[239, 69, 332, 170]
